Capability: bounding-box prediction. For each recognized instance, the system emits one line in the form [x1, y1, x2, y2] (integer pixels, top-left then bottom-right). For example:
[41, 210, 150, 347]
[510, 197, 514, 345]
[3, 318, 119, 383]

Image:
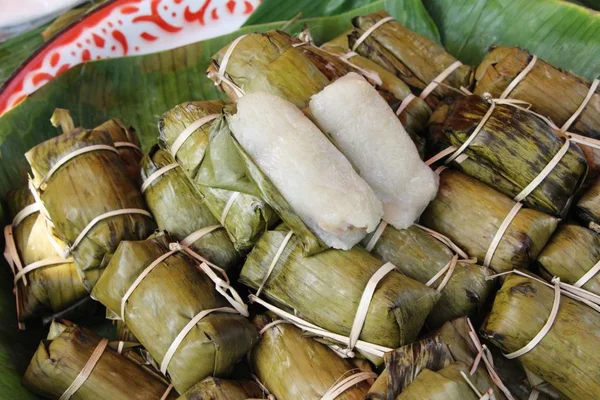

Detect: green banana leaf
[424, 0, 600, 80]
[0, 25, 47, 87]
[245, 0, 441, 42]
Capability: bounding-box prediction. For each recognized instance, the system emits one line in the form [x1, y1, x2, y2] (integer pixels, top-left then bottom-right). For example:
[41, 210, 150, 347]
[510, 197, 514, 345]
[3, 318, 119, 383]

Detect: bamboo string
[504, 278, 561, 359]
[170, 114, 219, 158]
[160, 307, 239, 374]
[209, 34, 247, 98]
[59, 339, 108, 400]
[573, 259, 600, 288]
[466, 318, 516, 400]
[419, 61, 463, 100]
[561, 78, 600, 131]
[159, 384, 174, 400]
[140, 163, 180, 193]
[180, 225, 222, 247]
[220, 192, 241, 225]
[351, 16, 394, 51]
[499, 55, 538, 99]
[36, 145, 119, 190]
[364, 220, 387, 252]
[321, 370, 377, 400]
[483, 202, 522, 268]
[69, 209, 153, 252]
[113, 142, 141, 152]
[256, 231, 294, 297]
[396, 94, 416, 116]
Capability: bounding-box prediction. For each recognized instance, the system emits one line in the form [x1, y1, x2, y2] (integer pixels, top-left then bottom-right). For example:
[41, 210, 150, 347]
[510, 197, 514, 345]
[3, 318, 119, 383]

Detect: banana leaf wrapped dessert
[208, 30, 329, 108]
[250, 313, 374, 400]
[321, 33, 432, 139]
[4, 186, 88, 323]
[474, 46, 600, 181]
[23, 320, 177, 400]
[178, 377, 263, 400]
[348, 11, 473, 107]
[240, 226, 440, 359]
[475, 46, 600, 139]
[396, 363, 480, 400]
[421, 170, 558, 273]
[361, 223, 494, 328]
[428, 95, 588, 216]
[367, 318, 511, 400]
[140, 146, 242, 272]
[537, 224, 600, 296]
[159, 101, 279, 251]
[95, 118, 143, 184]
[309, 73, 438, 229]
[482, 274, 600, 399]
[576, 177, 600, 233]
[91, 234, 258, 393]
[25, 126, 156, 290]
[201, 93, 383, 251]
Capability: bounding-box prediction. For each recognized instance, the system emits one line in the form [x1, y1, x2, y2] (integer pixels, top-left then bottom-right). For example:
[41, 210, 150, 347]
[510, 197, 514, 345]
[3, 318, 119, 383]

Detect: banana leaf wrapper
[6, 187, 88, 322]
[576, 177, 600, 233]
[428, 95, 588, 216]
[140, 146, 242, 272]
[25, 128, 157, 290]
[361, 224, 494, 328]
[321, 34, 432, 143]
[49, 319, 164, 384]
[95, 119, 143, 184]
[196, 112, 327, 254]
[396, 362, 479, 400]
[482, 274, 600, 399]
[421, 169, 558, 273]
[23, 321, 177, 400]
[369, 319, 504, 400]
[91, 234, 259, 393]
[250, 313, 371, 400]
[537, 224, 600, 296]
[475, 46, 600, 139]
[349, 11, 473, 108]
[208, 30, 329, 109]
[240, 227, 441, 353]
[475, 46, 600, 181]
[178, 377, 263, 400]
[159, 101, 279, 251]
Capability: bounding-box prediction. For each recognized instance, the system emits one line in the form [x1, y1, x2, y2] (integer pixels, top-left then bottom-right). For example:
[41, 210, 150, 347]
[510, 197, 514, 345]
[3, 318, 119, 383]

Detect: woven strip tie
[141, 163, 180, 193]
[504, 278, 561, 359]
[220, 192, 241, 225]
[37, 145, 119, 190]
[180, 225, 222, 247]
[256, 230, 294, 296]
[160, 307, 239, 374]
[113, 142, 141, 152]
[396, 94, 416, 116]
[420, 61, 463, 100]
[170, 114, 219, 158]
[321, 370, 377, 400]
[483, 202, 522, 268]
[70, 209, 153, 252]
[59, 338, 108, 400]
[500, 55, 538, 99]
[364, 220, 387, 252]
[160, 384, 174, 400]
[561, 78, 600, 131]
[351, 16, 394, 52]
[209, 34, 246, 98]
